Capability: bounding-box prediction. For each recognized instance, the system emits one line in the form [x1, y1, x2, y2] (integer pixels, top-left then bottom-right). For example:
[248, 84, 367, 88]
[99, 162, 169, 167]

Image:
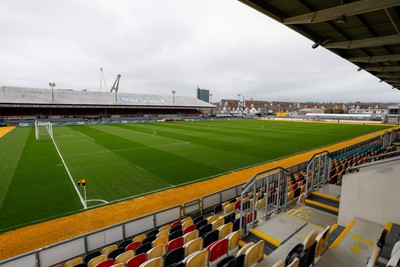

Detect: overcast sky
[1, 0, 399, 103]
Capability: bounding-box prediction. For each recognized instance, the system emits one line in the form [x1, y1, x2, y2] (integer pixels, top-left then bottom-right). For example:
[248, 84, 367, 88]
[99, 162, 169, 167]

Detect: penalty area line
[76, 130, 95, 141]
[50, 135, 87, 209]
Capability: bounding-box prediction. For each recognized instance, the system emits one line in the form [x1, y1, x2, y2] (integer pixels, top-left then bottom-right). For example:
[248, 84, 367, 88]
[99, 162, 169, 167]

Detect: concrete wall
[338, 159, 400, 226]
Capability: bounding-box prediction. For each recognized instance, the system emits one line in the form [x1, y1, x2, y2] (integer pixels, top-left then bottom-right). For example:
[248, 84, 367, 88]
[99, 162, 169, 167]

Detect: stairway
[305, 191, 340, 216]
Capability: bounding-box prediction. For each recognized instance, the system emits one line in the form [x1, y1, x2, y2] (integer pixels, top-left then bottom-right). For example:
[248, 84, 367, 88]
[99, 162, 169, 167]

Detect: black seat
[203, 229, 219, 248]
[196, 219, 207, 229]
[170, 225, 182, 234]
[169, 229, 183, 240]
[193, 215, 204, 224]
[167, 261, 185, 267]
[224, 213, 235, 224]
[118, 239, 133, 249]
[142, 235, 156, 245]
[108, 247, 125, 259]
[224, 254, 245, 267]
[74, 263, 88, 267]
[294, 187, 301, 199]
[84, 251, 101, 263]
[285, 243, 304, 266]
[147, 229, 159, 237]
[298, 242, 316, 267]
[164, 247, 185, 267]
[135, 242, 152, 255]
[216, 255, 235, 267]
[199, 224, 212, 237]
[213, 204, 222, 214]
[232, 217, 246, 232]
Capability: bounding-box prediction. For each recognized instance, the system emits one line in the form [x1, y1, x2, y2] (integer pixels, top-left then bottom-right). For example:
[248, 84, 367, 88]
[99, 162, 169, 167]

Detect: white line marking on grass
[77, 130, 95, 141]
[87, 199, 108, 204]
[151, 131, 157, 135]
[50, 135, 87, 209]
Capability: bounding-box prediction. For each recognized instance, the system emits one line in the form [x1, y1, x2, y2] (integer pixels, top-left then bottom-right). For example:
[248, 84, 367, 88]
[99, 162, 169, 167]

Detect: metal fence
[305, 151, 330, 195]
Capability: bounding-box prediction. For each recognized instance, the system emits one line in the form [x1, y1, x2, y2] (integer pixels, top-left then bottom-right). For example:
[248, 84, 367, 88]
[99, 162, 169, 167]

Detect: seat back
[88, 254, 107, 267]
[207, 214, 219, 224]
[244, 240, 264, 267]
[225, 254, 245, 267]
[133, 234, 147, 243]
[102, 245, 118, 256]
[170, 225, 183, 234]
[166, 237, 184, 252]
[135, 242, 152, 255]
[108, 248, 126, 260]
[182, 216, 192, 224]
[95, 258, 114, 267]
[65, 257, 83, 267]
[115, 250, 134, 264]
[183, 224, 196, 235]
[212, 218, 225, 231]
[164, 247, 185, 267]
[183, 230, 199, 243]
[224, 203, 235, 214]
[126, 253, 147, 267]
[170, 221, 182, 228]
[315, 226, 330, 259]
[142, 235, 156, 245]
[236, 242, 254, 257]
[285, 243, 303, 266]
[184, 237, 203, 257]
[84, 251, 102, 264]
[152, 236, 168, 248]
[203, 230, 220, 248]
[224, 213, 235, 224]
[126, 241, 142, 252]
[298, 241, 316, 267]
[147, 244, 166, 260]
[139, 257, 163, 267]
[226, 231, 240, 253]
[208, 239, 229, 263]
[169, 230, 183, 240]
[218, 222, 233, 239]
[156, 229, 169, 239]
[193, 216, 204, 224]
[182, 220, 194, 229]
[199, 224, 212, 237]
[303, 230, 318, 250]
[216, 255, 234, 267]
[183, 249, 209, 267]
[196, 219, 208, 229]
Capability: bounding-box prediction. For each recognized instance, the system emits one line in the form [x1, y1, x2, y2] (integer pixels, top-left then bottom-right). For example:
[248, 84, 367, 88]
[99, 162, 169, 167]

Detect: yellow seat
[182, 216, 192, 223]
[207, 214, 219, 224]
[287, 190, 294, 202]
[139, 257, 163, 267]
[102, 244, 118, 256]
[88, 254, 107, 267]
[236, 242, 254, 257]
[315, 226, 330, 261]
[147, 244, 166, 259]
[224, 203, 235, 214]
[182, 220, 194, 229]
[115, 250, 134, 264]
[218, 222, 233, 239]
[212, 217, 224, 231]
[158, 225, 171, 232]
[183, 230, 199, 243]
[133, 233, 147, 243]
[64, 257, 83, 267]
[226, 231, 240, 253]
[303, 229, 318, 250]
[184, 237, 203, 257]
[183, 249, 209, 267]
[244, 240, 264, 267]
[152, 236, 168, 248]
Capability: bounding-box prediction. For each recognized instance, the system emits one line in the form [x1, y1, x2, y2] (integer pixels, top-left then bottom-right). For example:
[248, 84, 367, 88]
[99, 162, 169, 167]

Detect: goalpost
[35, 120, 53, 140]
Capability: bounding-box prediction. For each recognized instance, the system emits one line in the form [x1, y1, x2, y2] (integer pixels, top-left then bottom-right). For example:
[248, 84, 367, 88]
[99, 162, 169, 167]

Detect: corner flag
[77, 179, 86, 187]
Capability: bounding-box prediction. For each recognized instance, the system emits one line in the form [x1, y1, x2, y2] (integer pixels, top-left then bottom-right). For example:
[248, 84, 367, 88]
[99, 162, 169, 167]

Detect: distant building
[196, 87, 209, 103]
[387, 105, 400, 124]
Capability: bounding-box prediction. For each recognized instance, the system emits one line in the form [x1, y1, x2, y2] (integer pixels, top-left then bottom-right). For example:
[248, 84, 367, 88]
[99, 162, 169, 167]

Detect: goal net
[35, 120, 53, 140]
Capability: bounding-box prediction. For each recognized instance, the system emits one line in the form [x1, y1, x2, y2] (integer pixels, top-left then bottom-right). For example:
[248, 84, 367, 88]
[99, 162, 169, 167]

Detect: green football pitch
[0, 120, 391, 232]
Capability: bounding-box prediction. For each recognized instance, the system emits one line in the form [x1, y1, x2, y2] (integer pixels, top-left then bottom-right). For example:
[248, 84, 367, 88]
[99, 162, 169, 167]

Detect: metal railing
[305, 150, 330, 195]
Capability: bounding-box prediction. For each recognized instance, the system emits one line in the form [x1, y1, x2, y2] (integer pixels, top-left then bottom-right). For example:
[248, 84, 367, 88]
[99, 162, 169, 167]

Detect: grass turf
[0, 120, 391, 232]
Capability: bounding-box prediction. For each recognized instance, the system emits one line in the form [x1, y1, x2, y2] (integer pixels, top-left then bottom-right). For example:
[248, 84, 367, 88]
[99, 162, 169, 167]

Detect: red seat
[166, 237, 184, 252]
[170, 220, 182, 228]
[235, 200, 241, 209]
[183, 224, 196, 235]
[126, 241, 142, 252]
[95, 258, 115, 267]
[207, 239, 229, 262]
[126, 253, 147, 267]
[245, 211, 257, 224]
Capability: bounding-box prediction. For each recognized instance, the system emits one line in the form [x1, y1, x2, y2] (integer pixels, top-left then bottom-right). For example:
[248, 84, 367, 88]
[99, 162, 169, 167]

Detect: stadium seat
[303, 230, 318, 250]
[226, 231, 240, 254]
[72, 264, 88, 267]
[212, 218, 224, 231]
[184, 249, 209, 267]
[244, 240, 264, 267]
[193, 216, 204, 224]
[156, 229, 169, 239]
[218, 222, 233, 239]
[298, 241, 316, 267]
[183, 229, 199, 243]
[139, 257, 163, 267]
[164, 247, 185, 267]
[135, 242, 152, 255]
[285, 244, 303, 266]
[213, 204, 223, 215]
[169, 230, 183, 240]
[84, 251, 102, 264]
[158, 225, 171, 233]
[152, 236, 168, 248]
[315, 226, 330, 261]
[224, 203, 235, 214]
[216, 255, 235, 267]
[108, 248, 125, 260]
[224, 254, 245, 267]
[126, 253, 147, 267]
[146, 229, 159, 237]
[207, 214, 219, 224]
[94, 258, 114, 267]
[65, 257, 84, 267]
[208, 239, 229, 264]
[236, 242, 254, 257]
[224, 213, 235, 224]
[203, 230, 220, 248]
[147, 244, 166, 260]
[182, 220, 194, 230]
[142, 235, 156, 245]
[196, 219, 208, 229]
[133, 234, 147, 243]
[184, 237, 203, 257]
[88, 254, 107, 267]
[126, 241, 142, 252]
[182, 216, 192, 224]
[199, 224, 212, 237]
[170, 221, 182, 228]
[110, 264, 124, 267]
[183, 224, 196, 235]
[297, 193, 305, 206]
[115, 250, 134, 264]
[170, 225, 183, 234]
[102, 245, 118, 256]
[166, 237, 184, 252]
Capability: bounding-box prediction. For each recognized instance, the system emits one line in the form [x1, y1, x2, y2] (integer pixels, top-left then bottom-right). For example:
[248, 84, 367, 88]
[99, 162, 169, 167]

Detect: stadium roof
[0, 86, 215, 108]
[239, 0, 400, 91]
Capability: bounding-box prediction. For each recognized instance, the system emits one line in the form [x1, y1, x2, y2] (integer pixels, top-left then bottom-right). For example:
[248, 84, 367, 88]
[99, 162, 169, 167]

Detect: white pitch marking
[76, 131, 95, 141]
